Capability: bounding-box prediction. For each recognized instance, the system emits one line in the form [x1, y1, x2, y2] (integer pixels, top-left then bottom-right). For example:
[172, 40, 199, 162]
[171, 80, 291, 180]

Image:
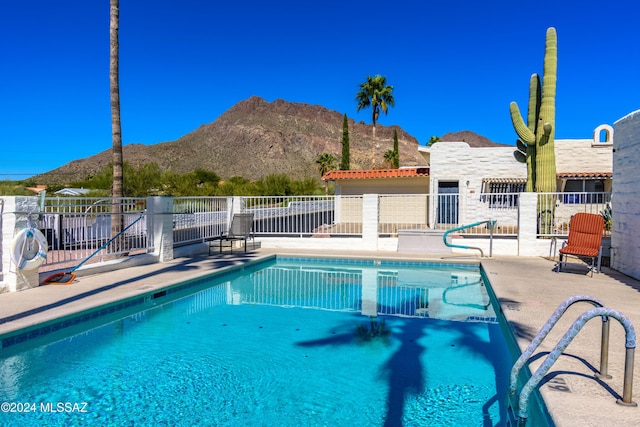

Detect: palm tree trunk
[110, 0, 124, 248]
[372, 107, 378, 139]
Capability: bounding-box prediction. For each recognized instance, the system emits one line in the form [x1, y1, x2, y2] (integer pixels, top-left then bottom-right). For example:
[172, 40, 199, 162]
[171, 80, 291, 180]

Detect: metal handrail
[516, 306, 637, 423]
[442, 219, 497, 258]
[509, 295, 606, 397]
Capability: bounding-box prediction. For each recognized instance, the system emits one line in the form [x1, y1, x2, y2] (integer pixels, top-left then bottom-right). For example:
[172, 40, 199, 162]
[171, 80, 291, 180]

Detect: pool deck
[2, 249, 640, 427]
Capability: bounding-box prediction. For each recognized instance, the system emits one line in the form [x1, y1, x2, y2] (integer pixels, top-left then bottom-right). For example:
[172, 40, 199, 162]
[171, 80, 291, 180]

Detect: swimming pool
[0, 256, 551, 426]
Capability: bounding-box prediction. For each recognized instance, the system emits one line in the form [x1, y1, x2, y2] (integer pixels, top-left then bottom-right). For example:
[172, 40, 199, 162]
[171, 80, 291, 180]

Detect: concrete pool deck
[1, 249, 640, 426]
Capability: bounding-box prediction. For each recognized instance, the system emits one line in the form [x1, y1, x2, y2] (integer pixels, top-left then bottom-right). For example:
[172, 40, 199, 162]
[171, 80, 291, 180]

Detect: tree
[393, 129, 399, 168]
[109, 0, 123, 245]
[316, 153, 337, 195]
[383, 129, 399, 168]
[355, 75, 395, 138]
[125, 162, 163, 196]
[427, 135, 441, 146]
[256, 174, 293, 197]
[340, 113, 350, 170]
[383, 150, 398, 168]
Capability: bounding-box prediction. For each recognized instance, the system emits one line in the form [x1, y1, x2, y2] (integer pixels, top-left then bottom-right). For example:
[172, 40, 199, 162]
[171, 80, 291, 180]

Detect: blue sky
[2, 0, 638, 180]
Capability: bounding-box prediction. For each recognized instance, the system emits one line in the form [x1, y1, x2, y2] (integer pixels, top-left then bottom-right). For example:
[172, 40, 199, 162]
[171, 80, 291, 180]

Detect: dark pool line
[278, 256, 480, 270]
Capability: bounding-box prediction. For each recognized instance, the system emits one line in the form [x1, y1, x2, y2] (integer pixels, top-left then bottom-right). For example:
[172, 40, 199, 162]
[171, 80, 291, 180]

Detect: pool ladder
[509, 295, 637, 425]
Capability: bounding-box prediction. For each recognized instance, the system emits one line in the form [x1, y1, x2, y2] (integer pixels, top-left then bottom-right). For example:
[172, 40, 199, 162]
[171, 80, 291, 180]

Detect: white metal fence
[537, 192, 612, 237]
[378, 195, 428, 234]
[31, 191, 611, 270]
[39, 197, 147, 269]
[172, 197, 228, 246]
[243, 196, 353, 235]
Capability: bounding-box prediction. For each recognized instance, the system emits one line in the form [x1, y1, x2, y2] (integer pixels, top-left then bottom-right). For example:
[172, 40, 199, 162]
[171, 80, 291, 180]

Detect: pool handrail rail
[509, 295, 605, 397]
[516, 306, 637, 422]
[442, 219, 497, 258]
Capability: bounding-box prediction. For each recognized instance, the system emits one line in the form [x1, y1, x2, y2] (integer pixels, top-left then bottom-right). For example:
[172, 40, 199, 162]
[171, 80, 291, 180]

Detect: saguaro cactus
[510, 27, 557, 233]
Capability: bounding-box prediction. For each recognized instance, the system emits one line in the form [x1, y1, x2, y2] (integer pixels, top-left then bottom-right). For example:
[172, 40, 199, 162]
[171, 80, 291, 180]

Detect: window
[562, 179, 605, 204]
[481, 180, 526, 208]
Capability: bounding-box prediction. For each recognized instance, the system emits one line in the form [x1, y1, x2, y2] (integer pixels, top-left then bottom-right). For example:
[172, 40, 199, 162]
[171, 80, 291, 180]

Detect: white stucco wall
[424, 142, 525, 186]
[418, 129, 614, 227]
[611, 110, 640, 280]
[336, 177, 429, 195]
[421, 142, 526, 227]
[423, 128, 614, 187]
[554, 127, 613, 174]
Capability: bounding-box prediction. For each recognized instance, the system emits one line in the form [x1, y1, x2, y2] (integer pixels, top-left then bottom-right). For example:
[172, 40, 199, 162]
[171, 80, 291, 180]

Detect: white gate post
[147, 196, 174, 262]
[362, 194, 379, 250]
[518, 193, 538, 256]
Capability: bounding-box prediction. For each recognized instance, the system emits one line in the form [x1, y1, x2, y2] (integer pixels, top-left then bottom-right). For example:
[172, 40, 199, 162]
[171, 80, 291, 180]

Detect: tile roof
[556, 172, 612, 178]
[321, 167, 430, 181]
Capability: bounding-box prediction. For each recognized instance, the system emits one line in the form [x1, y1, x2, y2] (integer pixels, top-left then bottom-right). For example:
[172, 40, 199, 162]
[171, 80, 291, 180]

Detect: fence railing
[172, 197, 228, 246]
[39, 197, 148, 270]
[537, 192, 611, 237]
[243, 196, 359, 236]
[26, 191, 611, 270]
[379, 195, 428, 234]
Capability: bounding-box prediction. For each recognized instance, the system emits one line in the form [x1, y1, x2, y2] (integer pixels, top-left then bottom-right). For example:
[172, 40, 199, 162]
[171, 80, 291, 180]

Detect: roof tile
[322, 167, 429, 181]
[556, 172, 612, 178]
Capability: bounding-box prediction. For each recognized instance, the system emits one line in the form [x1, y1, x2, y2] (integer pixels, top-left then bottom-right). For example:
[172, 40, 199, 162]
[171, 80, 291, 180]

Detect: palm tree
[383, 150, 398, 168]
[316, 153, 337, 195]
[110, 0, 123, 242]
[356, 75, 395, 138]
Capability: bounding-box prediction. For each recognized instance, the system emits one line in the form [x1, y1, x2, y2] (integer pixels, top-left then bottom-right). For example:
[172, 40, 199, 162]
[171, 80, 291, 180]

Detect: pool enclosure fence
[19, 191, 612, 271]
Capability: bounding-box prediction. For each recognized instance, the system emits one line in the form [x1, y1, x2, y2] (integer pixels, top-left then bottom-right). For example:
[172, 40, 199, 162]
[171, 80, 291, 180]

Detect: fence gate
[437, 181, 459, 224]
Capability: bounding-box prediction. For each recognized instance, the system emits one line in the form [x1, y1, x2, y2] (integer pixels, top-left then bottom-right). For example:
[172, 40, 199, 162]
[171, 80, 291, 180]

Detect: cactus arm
[527, 74, 541, 133]
[539, 122, 553, 146]
[510, 102, 536, 144]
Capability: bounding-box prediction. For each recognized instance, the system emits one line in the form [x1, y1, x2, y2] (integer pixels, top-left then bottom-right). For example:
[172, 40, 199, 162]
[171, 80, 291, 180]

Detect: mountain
[34, 96, 502, 184]
[440, 130, 510, 147]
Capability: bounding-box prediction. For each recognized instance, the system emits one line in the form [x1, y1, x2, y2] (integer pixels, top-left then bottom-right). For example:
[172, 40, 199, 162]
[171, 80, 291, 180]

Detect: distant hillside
[440, 130, 509, 147]
[34, 97, 501, 184]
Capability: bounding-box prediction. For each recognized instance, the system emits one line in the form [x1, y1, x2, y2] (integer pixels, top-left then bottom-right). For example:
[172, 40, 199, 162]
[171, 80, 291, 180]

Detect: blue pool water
[0, 257, 549, 426]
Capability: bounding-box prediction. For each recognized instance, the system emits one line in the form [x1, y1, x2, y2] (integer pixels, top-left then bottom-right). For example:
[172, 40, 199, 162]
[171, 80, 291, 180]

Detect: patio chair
[556, 212, 605, 277]
[210, 213, 255, 254]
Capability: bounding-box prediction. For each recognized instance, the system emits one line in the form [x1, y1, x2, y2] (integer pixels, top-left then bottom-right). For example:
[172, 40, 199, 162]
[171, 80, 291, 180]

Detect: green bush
[6, 163, 327, 197]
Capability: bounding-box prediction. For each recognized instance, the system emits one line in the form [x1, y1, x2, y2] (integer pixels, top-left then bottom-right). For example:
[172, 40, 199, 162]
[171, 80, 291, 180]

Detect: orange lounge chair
[556, 212, 605, 277]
